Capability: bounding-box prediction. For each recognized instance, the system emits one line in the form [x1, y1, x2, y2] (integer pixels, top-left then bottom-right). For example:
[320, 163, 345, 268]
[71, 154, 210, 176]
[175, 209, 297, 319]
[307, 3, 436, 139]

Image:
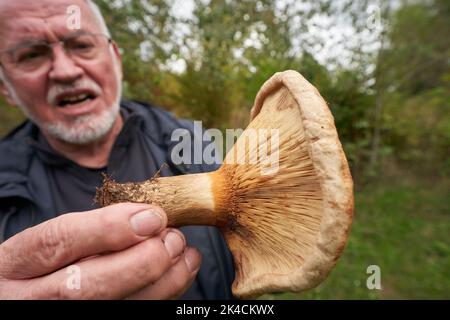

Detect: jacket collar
[0, 100, 153, 200]
[0, 99, 194, 202]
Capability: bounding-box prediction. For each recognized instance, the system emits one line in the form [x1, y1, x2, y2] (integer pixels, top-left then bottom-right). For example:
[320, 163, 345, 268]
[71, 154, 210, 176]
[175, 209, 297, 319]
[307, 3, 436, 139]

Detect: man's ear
[111, 41, 123, 79]
[0, 79, 17, 106]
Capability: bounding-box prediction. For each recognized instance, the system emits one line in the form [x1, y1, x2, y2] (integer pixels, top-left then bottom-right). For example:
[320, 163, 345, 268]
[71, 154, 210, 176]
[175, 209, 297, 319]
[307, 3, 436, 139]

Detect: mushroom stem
[96, 172, 219, 227]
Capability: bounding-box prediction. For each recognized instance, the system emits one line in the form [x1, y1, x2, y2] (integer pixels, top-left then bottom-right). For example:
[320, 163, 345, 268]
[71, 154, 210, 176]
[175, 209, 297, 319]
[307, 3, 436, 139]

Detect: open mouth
[57, 92, 96, 108]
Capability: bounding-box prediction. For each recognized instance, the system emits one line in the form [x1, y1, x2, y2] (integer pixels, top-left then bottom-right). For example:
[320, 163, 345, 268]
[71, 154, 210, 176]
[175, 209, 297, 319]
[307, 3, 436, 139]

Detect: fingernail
[130, 209, 163, 236]
[163, 231, 185, 259]
[185, 248, 201, 273]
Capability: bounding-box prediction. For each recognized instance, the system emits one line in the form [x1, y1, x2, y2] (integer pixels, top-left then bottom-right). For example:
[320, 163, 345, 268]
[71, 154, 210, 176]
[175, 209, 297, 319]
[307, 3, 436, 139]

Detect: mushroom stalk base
[95, 173, 218, 227]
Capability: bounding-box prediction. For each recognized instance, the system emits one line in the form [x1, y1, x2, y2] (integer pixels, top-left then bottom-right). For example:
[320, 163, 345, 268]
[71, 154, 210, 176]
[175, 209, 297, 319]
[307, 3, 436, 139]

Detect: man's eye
[69, 41, 94, 51]
[16, 49, 47, 63]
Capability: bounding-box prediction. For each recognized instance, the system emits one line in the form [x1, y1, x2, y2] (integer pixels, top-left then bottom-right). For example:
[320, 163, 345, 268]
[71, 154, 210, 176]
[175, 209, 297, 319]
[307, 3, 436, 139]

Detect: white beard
[44, 97, 121, 145]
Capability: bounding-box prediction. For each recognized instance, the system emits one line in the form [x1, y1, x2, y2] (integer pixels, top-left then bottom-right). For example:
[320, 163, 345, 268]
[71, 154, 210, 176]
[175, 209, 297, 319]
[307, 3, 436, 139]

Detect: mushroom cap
[220, 70, 354, 298]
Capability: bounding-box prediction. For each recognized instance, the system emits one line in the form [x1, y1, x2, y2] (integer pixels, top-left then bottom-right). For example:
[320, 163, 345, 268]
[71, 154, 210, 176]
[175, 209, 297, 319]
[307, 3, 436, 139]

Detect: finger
[0, 203, 167, 279]
[25, 229, 187, 299]
[127, 247, 202, 300]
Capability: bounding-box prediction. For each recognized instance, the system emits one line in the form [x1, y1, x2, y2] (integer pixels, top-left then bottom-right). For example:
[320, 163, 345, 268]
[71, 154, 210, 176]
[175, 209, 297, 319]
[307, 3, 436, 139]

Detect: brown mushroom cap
[215, 70, 354, 298]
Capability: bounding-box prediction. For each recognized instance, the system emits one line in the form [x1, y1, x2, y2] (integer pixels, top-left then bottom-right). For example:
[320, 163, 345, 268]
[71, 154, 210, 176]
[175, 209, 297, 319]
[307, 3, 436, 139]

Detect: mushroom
[96, 70, 354, 299]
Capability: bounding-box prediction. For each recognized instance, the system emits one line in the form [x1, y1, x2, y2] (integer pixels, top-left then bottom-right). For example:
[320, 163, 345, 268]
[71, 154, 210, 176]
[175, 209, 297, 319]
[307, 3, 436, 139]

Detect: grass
[261, 177, 450, 300]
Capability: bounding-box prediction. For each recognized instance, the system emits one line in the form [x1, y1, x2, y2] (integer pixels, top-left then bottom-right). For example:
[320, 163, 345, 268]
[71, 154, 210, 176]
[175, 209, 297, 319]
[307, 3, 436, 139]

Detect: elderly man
[0, 0, 234, 299]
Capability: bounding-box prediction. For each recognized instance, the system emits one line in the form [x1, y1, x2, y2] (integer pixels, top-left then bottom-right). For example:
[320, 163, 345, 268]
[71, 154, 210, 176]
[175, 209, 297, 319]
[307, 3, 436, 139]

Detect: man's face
[0, 0, 123, 144]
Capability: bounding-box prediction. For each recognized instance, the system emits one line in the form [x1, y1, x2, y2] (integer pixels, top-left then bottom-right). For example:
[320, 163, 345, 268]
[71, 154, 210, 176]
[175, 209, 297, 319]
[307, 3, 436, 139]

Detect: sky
[161, 0, 386, 73]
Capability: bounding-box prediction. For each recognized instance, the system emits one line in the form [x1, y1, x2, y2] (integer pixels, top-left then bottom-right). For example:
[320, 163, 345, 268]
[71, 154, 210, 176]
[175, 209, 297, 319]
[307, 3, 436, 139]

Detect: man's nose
[48, 46, 84, 82]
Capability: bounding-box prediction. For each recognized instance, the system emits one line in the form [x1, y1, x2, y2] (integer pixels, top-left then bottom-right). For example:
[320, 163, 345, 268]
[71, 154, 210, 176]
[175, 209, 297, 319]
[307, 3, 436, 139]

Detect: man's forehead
[0, 0, 100, 42]
[0, 0, 93, 18]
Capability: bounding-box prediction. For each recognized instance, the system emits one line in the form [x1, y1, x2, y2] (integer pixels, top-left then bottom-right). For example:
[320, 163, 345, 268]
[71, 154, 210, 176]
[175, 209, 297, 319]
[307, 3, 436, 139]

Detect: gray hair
[85, 0, 111, 37]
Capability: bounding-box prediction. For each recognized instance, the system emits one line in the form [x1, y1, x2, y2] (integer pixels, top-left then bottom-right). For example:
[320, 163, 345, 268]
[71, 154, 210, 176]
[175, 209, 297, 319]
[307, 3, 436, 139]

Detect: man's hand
[0, 203, 201, 299]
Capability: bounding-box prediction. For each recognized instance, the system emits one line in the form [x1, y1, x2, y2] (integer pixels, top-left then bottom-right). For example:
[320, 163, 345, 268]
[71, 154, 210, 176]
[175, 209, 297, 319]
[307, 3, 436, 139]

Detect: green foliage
[0, 96, 25, 137]
[378, 0, 450, 176]
[94, 0, 175, 104]
[382, 0, 449, 95]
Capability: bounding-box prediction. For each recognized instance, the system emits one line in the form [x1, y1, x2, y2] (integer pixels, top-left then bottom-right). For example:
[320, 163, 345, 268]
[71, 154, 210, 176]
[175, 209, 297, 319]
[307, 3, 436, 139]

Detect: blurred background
[1, 0, 448, 299]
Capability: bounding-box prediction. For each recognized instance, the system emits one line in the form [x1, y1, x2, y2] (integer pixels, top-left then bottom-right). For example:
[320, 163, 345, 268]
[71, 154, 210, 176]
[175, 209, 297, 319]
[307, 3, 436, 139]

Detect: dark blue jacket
[0, 100, 235, 299]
